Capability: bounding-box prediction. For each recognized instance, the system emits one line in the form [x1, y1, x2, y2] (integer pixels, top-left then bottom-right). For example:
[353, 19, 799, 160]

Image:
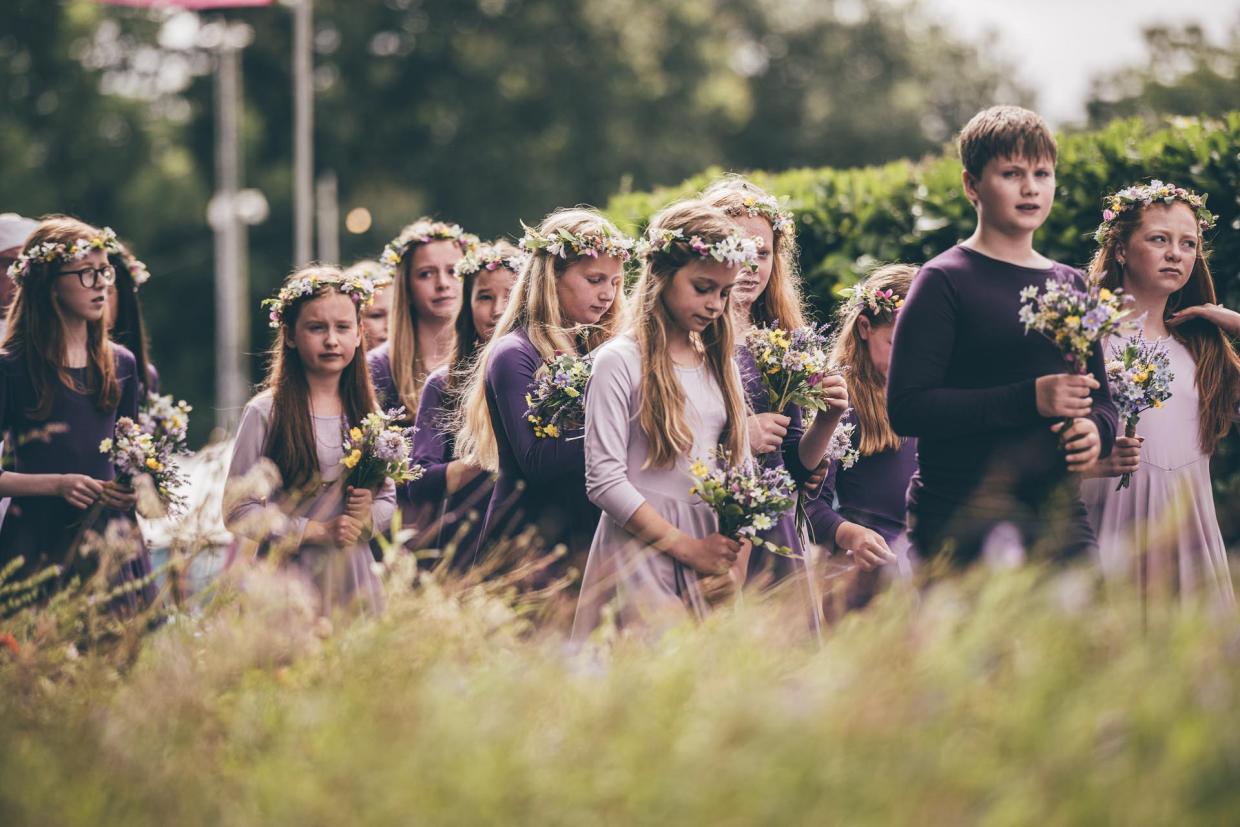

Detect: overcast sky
[915, 0, 1240, 126]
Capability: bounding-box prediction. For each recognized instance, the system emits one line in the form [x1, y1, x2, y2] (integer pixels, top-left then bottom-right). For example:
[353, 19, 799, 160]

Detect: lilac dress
[0, 344, 154, 610]
[887, 245, 1118, 566]
[573, 335, 732, 640]
[476, 328, 598, 572]
[225, 392, 396, 615]
[1082, 336, 1235, 608]
[409, 366, 493, 562]
[735, 345, 816, 581]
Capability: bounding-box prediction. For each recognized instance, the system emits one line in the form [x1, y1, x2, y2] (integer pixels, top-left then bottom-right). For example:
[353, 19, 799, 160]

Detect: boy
[886, 105, 1117, 566]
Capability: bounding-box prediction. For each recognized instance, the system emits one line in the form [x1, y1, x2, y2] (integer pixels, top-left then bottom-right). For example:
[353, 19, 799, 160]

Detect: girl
[1081, 182, 1239, 607]
[0, 216, 152, 609]
[809, 265, 916, 611]
[105, 244, 159, 395]
[225, 266, 396, 615]
[702, 177, 850, 585]
[572, 199, 754, 640]
[455, 208, 632, 574]
[409, 240, 521, 560]
[345, 260, 392, 352]
[367, 219, 477, 419]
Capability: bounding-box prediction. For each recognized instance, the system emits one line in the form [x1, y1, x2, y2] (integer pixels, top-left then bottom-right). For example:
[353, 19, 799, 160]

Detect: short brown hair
[957, 105, 1057, 178]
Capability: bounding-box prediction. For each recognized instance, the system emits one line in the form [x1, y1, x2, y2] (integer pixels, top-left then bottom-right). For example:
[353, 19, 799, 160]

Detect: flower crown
[518, 221, 636, 263]
[723, 194, 795, 236]
[641, 227, 763, 273]
[454, 245, 531, 279]
[346, 260, 392, 288]
[7, 227, 121, 287]
[112, 253, 151, 292]
[379, 221, 478, 276]
[262, 270, 377, 329]
[841, 283, 904, 316]
[1094, 180, 1216, 244]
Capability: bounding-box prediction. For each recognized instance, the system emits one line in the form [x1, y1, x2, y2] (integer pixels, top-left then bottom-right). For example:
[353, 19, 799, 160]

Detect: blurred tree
[3, 0, 1029, 445]
[1086, 21, 1240, 127]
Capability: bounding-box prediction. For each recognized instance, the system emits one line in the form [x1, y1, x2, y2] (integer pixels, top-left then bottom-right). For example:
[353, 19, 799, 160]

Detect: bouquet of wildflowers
[1106, 335, 1173, 490]
[340, 409, 421, 490]
[525, 352, 593, 439]
[1019, 279, 1134, 376]
[100, 416, 187, 514]
[690, 454, 798, 557]
[138, 392, 192, 455]
[743, 324, 839, 414]
[825, 416, 860, 471]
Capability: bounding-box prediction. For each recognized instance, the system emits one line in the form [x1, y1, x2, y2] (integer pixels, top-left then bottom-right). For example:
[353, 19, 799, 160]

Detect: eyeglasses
[59, 263, 117, 289]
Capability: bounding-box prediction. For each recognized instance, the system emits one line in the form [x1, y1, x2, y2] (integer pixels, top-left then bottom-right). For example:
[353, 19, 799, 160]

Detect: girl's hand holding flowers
[1051, 418, 1102, 471]
[834, 522, 896, 571]
[747, 412, 789, 455]
[1034, 373, 1099, 419]
[58, 474, 104, 510]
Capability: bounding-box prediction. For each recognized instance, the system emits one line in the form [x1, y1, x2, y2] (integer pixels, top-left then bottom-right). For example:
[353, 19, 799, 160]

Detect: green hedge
[606, 112, 1240, 542]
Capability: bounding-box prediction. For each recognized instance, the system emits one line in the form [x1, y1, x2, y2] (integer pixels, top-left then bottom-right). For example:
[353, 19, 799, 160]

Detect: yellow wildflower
[690, 459, 709, 478]
[342, 449, 362, 469]
[146, 457, 163, 472]
[350, 427, 363, 442]
[543, 424, 559, 438]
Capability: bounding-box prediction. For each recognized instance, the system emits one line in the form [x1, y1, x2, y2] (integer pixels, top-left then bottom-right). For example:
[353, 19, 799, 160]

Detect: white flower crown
[7, 227, 121, 287]
[262, 270, 377, 329]
[640, 227, 763, 273]
[518, 221, 636, 263]
[723, 194, 795, 236]
[454, 245, 531, 278]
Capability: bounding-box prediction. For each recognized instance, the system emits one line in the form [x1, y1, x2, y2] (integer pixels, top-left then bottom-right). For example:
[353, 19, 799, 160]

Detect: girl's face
[729, 214, 774, 311]
[289, 291, 362, 377]
[471, 266, 517, 342]
[406, 240, 464, 324]
[858, 316, 896, 378]
[964, 154, 1055, 236]
[1117, 202, 1199, 300]
[362, 283, 392, 350]
[662, 258, 736, 334]
[53, 248, 112, 324]
[556, 254, 624, 326]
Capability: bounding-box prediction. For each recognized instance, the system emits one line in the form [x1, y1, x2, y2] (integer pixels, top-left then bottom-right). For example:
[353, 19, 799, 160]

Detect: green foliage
[1, 553, 1239, 824]
[607, 112, 1240, 541]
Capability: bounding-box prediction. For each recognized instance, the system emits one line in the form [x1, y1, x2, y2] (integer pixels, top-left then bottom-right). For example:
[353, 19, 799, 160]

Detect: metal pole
[316, 170, 339, 264]
[293, 0, 314, 266]
[212, 37, 247, 432]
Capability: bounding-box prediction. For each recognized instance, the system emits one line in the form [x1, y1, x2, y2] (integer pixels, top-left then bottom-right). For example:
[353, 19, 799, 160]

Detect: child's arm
[487, 340, 586, 483]
[888, 268, 1043, 438]
[792, 374, 849, 474]
[583, 344, 646, 527]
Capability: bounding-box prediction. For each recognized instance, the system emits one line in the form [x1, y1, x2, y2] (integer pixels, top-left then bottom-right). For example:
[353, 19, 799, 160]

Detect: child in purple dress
[409, 241, 520, 562]
[366, 219, 477, 534]
[1080, 182, 1239, 608]
[455, 208, 634, 578]
[808, 264, 915, 610]
[573, 199, 753, 640]
[0, 216, 151, 610]
[887, 106, 1117, 566]
[702, 177, 849, 591]
[226, 266, 396, 616]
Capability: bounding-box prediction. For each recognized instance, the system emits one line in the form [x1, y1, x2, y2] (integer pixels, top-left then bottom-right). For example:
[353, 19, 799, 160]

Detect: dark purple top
[886, 245, 1117, 562]
[0, 344, 152, 604]
[805, 409, 918, 546]
[366, 342, 399, 415]
[736, 345, 815, 579]
[477, 327, 597, 564]
[411, 366, 493, 560]
[144, 362, 160, 396]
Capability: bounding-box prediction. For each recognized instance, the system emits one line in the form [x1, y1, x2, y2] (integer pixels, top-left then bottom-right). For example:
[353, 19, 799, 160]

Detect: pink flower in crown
[1102, 209, 1115, 222]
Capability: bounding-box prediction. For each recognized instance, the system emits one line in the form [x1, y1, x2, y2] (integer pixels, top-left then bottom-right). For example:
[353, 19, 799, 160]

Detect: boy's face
[963, 154, 1055, 236]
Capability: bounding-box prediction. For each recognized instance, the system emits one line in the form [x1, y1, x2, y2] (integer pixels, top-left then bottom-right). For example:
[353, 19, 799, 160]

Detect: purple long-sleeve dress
[886, 245, 1117, 565]
[735, 345, 816, 581]
[367, 340, 439, 532]
[225, 392, 395, 616]
[0, 343, 154, 609]
[409, 366, 493, 562]
[475, 328, 598, 573]
[366, 342, 399, 415]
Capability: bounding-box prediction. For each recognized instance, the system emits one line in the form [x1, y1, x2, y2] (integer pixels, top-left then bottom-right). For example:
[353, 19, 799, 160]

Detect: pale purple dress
[225, 392, 396, 615]
[573, 335, 737, 641]
[1082, 336, 1235, 608]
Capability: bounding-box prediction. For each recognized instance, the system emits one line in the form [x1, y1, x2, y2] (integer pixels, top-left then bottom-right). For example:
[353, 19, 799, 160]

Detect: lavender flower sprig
[1106, 335, 1173, 490]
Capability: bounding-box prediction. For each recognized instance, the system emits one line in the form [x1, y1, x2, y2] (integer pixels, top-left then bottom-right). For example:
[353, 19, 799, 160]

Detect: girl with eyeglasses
[0, 215, 154, 611]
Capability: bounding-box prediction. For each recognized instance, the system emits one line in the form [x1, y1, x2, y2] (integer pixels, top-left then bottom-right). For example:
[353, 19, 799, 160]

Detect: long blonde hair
[385, 217, 474, 417]
[631, 199, 747, 469]
[455, 208, 628, 470]
[830, 264, 916, 456]
[701, 175, 806, 331]
[1089, 200, 1240, 454]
